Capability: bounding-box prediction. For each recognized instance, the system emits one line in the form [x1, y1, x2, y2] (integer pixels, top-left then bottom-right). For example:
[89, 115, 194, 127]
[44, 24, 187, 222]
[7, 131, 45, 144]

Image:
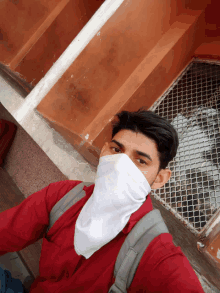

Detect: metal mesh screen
[150, 59, 220, 235]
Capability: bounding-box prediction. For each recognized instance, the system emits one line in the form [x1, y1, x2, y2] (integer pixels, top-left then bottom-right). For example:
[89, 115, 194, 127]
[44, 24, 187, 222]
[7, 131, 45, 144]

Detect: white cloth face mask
[74, 153, 151, 259]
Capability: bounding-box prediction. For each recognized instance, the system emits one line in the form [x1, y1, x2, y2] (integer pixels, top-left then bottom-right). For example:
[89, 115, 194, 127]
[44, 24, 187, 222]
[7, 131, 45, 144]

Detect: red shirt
[0, 180, 204, 292]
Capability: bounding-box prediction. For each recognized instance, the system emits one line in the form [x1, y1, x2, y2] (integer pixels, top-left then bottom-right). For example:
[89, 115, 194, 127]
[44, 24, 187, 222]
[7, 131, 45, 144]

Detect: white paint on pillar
[217, 248, 220, 259]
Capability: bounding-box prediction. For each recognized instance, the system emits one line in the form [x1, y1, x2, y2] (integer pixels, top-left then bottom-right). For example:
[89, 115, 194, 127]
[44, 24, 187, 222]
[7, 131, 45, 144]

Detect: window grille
[150, 59, 220, 235]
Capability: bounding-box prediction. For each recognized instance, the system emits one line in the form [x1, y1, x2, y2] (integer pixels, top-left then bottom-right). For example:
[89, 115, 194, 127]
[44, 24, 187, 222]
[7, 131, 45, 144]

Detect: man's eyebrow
[111, 139, 153, 162]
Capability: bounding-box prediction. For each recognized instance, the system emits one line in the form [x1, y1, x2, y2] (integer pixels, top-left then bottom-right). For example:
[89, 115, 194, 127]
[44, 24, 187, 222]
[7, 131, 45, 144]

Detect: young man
[0, 109, 205, 292]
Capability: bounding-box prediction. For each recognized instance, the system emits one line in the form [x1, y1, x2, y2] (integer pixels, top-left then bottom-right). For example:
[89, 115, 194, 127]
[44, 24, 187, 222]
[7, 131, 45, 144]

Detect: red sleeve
[129, 234, 205, 293]
[0, 180, 82, 256]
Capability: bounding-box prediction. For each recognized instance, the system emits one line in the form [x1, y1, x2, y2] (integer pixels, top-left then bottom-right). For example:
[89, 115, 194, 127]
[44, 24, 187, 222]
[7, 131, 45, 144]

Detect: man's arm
[0, 180, 81, 256]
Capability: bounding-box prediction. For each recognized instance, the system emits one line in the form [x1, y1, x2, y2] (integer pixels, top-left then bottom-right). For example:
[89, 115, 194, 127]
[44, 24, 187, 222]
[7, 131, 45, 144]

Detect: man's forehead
[111, 130, 159, 160]
[112, 129, 156, 146]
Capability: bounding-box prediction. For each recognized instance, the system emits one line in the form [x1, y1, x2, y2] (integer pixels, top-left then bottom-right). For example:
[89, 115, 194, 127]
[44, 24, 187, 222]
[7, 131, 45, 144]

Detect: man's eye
[111, 147, 121, 153]
[110, 148, 147, 165]
[138, 159, 147, 165]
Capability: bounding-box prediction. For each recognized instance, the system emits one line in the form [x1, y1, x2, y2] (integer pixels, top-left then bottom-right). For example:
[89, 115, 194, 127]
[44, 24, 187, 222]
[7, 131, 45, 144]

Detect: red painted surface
[206, 234, 220, 264]
[14, 0, 105, 86]
[0, 0, 219, 87]
[0, 0, 66, 65]
[93, 9, 205, 151]
[37, 0, 185, 133]
[194, 41, 220, 61]
[204, 0, 220, 38]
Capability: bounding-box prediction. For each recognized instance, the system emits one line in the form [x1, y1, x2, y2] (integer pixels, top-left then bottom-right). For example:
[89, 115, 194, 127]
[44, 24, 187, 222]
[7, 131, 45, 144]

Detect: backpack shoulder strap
[108, 209, 169, 293]
[46, 181, 94, 234]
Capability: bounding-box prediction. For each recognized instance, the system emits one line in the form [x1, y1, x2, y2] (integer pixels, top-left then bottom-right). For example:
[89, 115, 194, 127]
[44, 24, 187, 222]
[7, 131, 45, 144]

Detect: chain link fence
[150, 59, 220, 235]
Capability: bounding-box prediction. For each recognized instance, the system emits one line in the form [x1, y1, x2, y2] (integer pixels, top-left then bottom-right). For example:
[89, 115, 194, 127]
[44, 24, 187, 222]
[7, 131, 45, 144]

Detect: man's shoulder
[146, 233, 181, 259]
[46, 180, 84, 210]
[136, 232, 184, 273]
[49, 180, 85, 194]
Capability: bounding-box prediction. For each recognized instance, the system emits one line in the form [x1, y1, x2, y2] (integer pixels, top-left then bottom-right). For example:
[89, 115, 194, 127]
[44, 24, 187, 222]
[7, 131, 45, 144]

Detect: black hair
[111, 107, 179, 170]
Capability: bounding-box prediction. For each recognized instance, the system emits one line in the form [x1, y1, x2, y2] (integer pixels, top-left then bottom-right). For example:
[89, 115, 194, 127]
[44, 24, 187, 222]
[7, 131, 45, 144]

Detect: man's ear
[151, 168, 172, 190]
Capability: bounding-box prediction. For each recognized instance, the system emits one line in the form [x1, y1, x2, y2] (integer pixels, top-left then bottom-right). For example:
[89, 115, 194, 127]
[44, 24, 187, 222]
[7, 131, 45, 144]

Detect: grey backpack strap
[46, 181, 93, 234]
[108, 209, 169, 293]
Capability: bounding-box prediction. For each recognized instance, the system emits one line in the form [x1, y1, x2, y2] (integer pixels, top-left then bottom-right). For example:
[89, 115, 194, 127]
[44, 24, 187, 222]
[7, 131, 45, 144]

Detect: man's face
[99, 129, 171, 189]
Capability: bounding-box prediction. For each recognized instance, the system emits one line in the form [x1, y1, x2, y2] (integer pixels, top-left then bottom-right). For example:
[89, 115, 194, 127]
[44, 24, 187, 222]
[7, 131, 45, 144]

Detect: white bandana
[74, 153, 151, 259]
